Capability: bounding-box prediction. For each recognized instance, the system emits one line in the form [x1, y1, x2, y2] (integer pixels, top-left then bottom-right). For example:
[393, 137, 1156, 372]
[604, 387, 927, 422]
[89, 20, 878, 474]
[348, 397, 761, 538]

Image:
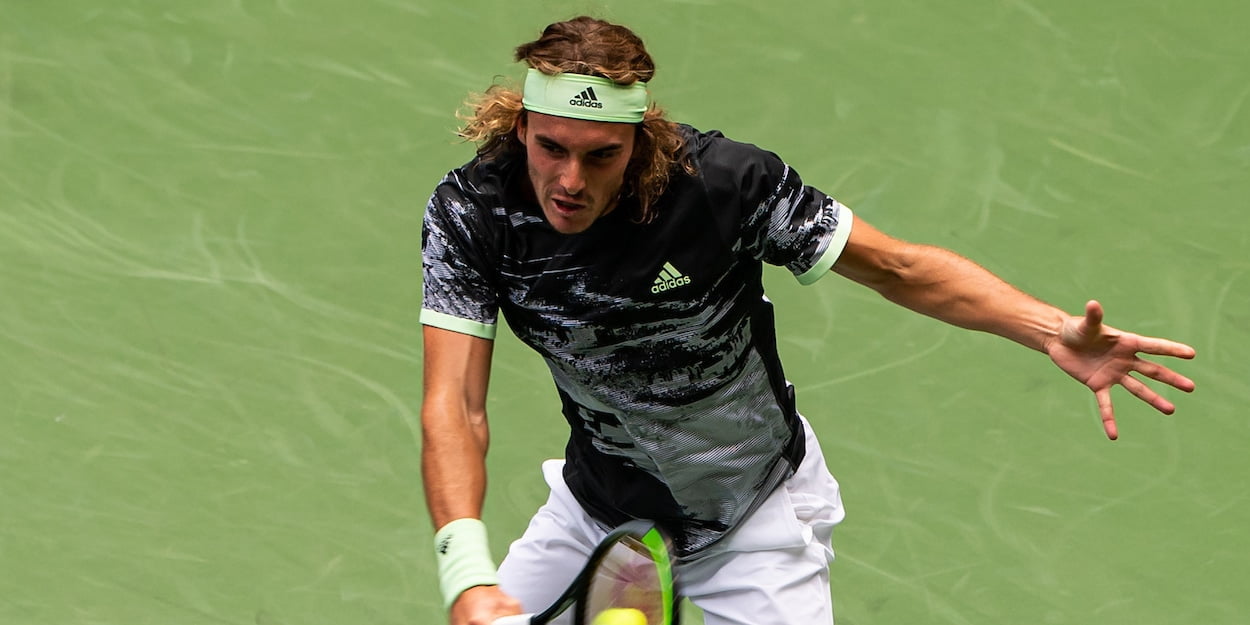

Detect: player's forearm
[422, 397, 507, 618]
[420, 326, 496, 529]
[421, 399, 490, 529]
[873, 244, 1068, 353]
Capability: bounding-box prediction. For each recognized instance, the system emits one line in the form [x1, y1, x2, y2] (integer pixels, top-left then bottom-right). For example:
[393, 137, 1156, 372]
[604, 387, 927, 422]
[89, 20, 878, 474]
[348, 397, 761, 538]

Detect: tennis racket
[492, 520, 679, 625]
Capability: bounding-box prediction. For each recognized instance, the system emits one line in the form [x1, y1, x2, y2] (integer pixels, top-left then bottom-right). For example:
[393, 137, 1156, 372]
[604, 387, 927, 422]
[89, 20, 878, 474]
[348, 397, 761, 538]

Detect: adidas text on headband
[521, 68, 649, 124]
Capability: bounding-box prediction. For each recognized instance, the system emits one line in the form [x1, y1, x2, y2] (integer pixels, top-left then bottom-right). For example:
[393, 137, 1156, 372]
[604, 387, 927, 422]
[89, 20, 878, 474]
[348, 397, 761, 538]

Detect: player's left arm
[830, 215, 1196, 439]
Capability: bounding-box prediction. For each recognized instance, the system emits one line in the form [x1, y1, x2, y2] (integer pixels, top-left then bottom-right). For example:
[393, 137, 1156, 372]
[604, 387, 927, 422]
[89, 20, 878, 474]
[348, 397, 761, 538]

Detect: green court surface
[2, 1, 1247, 623]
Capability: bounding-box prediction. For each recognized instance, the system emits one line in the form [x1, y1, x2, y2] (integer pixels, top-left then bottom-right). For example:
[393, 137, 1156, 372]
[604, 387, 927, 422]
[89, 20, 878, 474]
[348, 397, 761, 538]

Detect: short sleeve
[698, 134, 854, 285]
[749, 165, 854, 285]
[420, 173, 500, 340]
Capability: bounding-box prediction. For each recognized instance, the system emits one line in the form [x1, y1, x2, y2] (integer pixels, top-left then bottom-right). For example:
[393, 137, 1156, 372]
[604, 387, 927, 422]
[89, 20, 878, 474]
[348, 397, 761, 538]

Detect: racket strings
[584, 536, 670, 625]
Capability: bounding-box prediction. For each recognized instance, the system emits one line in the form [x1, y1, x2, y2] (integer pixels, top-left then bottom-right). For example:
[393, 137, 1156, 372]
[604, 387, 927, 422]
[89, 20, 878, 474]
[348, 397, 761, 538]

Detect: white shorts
[497, 417, 846, 625]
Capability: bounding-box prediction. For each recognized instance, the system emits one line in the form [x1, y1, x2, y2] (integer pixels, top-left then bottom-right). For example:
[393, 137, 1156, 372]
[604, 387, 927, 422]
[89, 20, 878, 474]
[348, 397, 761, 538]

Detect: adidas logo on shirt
[569, 87, 603, 109]
[651, 262, 692, 294]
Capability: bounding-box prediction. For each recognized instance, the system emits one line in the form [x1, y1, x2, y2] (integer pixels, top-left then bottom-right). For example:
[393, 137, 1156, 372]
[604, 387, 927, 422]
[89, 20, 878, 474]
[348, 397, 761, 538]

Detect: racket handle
[491, 614, 534, 625]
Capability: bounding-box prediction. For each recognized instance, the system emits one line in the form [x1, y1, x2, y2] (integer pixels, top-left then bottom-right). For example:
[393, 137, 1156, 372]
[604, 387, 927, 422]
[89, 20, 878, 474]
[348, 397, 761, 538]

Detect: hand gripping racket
[493, 520, 679, 625]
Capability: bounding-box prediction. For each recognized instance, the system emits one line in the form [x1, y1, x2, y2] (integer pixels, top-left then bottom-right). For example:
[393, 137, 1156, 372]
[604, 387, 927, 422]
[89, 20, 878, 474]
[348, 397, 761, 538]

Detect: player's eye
[539, 141, 566, 156]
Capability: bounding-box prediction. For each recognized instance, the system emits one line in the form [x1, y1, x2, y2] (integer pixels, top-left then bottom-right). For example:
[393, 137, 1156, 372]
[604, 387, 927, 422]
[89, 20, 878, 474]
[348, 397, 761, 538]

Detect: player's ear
[515, 112, 527, 143]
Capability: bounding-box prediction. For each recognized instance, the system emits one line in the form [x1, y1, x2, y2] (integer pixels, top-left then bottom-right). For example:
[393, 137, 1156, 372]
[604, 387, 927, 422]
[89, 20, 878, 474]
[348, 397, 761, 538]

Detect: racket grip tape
[434, 518, 500, 609]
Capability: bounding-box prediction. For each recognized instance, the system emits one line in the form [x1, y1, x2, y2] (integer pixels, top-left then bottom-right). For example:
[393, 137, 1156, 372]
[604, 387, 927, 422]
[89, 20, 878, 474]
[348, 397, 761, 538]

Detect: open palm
[1047, 300, 1196, 439]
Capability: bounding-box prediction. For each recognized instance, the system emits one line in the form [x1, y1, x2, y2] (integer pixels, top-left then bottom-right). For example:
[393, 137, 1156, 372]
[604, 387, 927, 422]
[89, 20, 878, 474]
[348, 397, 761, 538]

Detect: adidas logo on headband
[522, 69, 648, 123]
[569, 87, 603, 109]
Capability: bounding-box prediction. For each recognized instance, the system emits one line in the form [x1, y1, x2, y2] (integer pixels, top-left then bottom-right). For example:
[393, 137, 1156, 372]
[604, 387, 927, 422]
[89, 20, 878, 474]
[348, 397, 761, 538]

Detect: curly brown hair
[457, 16, 694, 223]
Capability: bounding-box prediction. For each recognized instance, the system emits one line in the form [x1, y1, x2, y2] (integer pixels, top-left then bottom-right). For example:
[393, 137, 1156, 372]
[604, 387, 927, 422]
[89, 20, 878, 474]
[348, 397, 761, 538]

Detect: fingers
[1084, 300, 1105, 330]
[452, 586, 524, 625]
[1121, 374, 1177, 415]
[1094, 387, 1118, 440]
[1076, 299, 1195, 439]
[1093, 367, 1189, 441]
[1134, 335, 1198, 360]
[1134, 358, 1197, 393]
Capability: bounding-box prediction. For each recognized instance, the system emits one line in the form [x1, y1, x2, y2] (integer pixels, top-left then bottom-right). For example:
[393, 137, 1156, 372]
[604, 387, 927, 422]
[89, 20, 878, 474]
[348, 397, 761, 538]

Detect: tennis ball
[590, 607, 648, 625]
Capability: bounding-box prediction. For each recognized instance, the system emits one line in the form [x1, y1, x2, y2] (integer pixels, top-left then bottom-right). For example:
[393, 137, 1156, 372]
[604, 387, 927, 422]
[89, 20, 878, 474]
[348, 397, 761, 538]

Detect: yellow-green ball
[590, 607, 648, 625]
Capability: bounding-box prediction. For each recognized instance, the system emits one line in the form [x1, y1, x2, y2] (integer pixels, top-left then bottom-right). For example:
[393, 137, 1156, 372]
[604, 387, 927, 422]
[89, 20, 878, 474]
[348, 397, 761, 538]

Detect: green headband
[521, 68, 649, 123]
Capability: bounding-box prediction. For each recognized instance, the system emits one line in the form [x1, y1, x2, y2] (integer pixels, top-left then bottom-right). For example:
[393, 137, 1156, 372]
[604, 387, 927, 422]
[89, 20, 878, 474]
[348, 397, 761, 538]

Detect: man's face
[517, 112, 636, 234]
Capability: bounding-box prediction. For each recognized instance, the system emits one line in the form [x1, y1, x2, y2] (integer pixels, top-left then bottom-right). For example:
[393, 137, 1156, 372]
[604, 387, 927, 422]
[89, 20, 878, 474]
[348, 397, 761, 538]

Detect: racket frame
[530, 519, 679, 625]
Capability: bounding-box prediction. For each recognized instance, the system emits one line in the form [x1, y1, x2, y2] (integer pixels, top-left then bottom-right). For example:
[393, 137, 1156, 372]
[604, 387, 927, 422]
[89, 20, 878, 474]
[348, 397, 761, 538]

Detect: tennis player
[421, 16, 1196, 625]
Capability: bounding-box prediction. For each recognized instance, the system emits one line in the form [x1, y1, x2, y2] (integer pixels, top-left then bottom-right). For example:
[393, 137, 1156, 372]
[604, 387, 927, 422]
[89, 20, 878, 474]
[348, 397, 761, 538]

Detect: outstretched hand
[1047, 300, 1196, 440]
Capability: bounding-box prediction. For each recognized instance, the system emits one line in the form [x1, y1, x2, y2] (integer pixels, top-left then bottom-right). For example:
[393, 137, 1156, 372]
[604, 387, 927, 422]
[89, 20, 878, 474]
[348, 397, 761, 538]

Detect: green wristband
[434, 518, 500, 610]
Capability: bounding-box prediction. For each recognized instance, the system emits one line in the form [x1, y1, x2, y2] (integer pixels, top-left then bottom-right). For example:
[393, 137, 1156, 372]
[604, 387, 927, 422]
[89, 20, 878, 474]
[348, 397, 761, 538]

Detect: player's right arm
[421, 325, 522, 624]
[422, 325, 493, 532]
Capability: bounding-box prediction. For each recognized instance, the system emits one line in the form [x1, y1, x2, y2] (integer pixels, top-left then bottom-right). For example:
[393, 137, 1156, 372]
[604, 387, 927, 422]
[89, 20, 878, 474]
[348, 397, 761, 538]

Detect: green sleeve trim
[420, 309, 497, 340]
[797, 206, 855, 286]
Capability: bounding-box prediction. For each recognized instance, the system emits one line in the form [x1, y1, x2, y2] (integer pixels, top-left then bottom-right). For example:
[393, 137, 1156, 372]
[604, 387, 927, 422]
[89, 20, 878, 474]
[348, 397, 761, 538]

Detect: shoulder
[427, 153, 537, 232]
[675, 125, 789, 200]
[680, 125, 783, 165]
[430, 155, 509, 213]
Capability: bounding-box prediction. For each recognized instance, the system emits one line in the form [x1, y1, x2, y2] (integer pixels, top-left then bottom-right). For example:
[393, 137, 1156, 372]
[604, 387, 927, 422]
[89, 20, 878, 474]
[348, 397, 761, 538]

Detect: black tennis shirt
[421, 125, 854, 555]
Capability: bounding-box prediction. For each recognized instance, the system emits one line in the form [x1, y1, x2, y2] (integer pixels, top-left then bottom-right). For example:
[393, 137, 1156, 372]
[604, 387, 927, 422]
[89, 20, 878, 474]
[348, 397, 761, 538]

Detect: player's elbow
[838, 241, 922, 296]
